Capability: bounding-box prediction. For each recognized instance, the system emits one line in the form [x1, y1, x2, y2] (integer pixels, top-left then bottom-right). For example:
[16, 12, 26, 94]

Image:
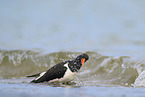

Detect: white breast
[59, 63, 76, 82]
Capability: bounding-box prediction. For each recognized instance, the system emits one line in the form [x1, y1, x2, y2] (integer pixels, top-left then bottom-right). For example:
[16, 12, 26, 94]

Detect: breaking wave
[0, 50, 145, 87]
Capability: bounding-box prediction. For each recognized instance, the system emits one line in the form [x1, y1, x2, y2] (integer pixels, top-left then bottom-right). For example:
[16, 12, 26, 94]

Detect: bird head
[68, 53, 89, 72]
[75, 53, 89, 67]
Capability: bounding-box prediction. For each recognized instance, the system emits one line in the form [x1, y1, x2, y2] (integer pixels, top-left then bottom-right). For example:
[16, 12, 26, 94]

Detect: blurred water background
[1, 0, 145, 57]
[1, 0, 145, 97]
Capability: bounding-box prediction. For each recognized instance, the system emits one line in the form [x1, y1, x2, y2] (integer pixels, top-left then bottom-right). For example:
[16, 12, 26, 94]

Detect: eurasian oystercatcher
[27, 53, 89, 83]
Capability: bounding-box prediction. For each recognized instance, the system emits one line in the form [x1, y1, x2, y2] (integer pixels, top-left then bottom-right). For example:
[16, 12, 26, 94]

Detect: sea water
[1, 0, 145, 97]
[0, 51, 145, 97]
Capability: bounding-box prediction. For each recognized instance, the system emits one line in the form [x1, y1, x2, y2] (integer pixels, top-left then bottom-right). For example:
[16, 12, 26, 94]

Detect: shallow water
[1, 79, 145, 97]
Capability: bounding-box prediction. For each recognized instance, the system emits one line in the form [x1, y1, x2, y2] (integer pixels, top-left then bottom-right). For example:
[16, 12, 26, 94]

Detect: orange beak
[81, 58, 85, 67]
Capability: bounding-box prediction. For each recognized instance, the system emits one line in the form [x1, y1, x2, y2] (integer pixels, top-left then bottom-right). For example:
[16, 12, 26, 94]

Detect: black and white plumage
[27, 53, 89, 83]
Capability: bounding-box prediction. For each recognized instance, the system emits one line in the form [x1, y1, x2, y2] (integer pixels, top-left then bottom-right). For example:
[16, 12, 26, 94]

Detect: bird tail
[26, 73, 41, 77]
[30, 79, 38, 83]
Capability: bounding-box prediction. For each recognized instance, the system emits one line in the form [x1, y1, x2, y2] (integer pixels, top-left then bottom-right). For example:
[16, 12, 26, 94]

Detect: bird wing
[31, 62, 67, 83]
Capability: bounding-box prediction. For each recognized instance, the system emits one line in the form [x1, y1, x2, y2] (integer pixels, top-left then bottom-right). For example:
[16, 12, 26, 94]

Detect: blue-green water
[1, 0, 145, 97]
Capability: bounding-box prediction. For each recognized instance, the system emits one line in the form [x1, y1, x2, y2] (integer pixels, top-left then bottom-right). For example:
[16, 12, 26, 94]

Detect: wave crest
[0, 50, 145, 87]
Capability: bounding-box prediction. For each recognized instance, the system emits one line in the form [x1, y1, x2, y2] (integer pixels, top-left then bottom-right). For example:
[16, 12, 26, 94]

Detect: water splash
[0, 50, 145, 87]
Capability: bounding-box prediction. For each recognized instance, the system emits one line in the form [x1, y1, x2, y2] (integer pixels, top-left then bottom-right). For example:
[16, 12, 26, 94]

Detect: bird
[27, 53, 89, 83]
